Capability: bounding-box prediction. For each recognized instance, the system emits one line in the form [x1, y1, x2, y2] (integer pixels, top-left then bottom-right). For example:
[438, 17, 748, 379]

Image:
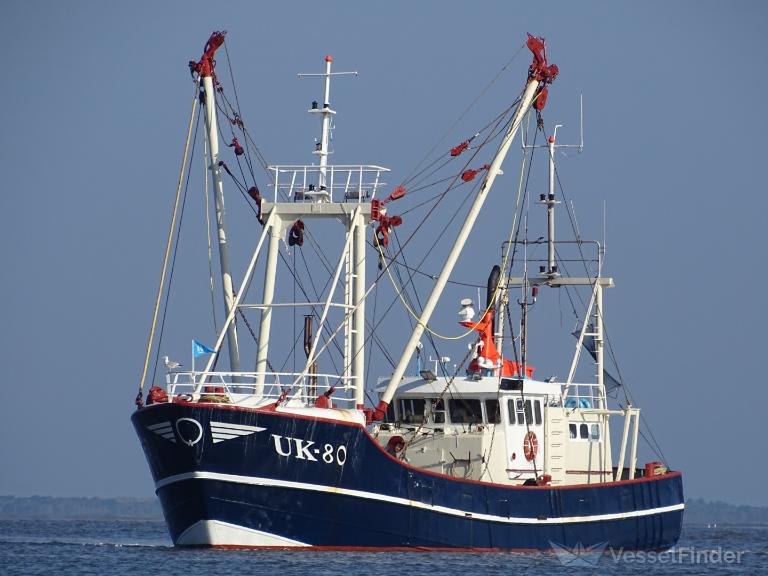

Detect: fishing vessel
[132, 32, 684, 550]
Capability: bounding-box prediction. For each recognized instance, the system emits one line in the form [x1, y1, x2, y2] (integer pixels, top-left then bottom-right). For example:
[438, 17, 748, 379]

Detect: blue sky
[1, 1, 766, 506]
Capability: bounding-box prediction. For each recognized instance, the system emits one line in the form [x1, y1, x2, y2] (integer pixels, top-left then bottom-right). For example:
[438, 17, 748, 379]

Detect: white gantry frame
[195, 202, 372, 410]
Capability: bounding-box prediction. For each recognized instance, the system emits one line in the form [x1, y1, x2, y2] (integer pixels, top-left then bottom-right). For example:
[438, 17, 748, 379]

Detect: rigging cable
[215, 43, 348, 327]
[215, 40, 456, 367]
[272, 89, 540, 398]
[208, 42, 532, 396]
[210, 118, 346, 371]
[389, 231, 451, 385]
[235, 304, 276, 372]
[151, 110, 203, 384]
[215, 50, 341, 284]
[220, 42, 264, 186]
[293, 244, 297, 372]
[330, 106, 535, 418]
[269, 123, 509, 374]
[545, 251, 669, 464]
[404, 101, 521, 194]
[370, 84, 524, 283]
[136, 81, 200, 404]
[368, 249, 485, 288]
[228, 181, 347, 374]
[499, 117, 541, 479]
[227, 175, 398, 373]
[203, 127, 219, 335]
[223, 168, 399, 374]
[540, 118, 670, 466]
[401, 42, 527, 186]
[364, 279, 381, 400]
[389, 229, 482, 425]
[215, 98, 259, 196]
[375, 100, 539, 341]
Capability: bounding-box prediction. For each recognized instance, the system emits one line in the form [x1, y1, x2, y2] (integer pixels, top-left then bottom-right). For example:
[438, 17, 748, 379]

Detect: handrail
[562, 382, 604, 410]
[163, 370, 357, 407]
[268, 164, 390, 203]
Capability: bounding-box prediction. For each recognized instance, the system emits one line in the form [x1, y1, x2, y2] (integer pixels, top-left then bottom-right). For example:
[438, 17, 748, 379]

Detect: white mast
[299, 55, 358, 201]
[535, 97, 583, 277]
[353, 213, 367, 408]
[544, 129, 560, 275]
[197, 33, 241, 373]
[318, 55, 333, 195]
[254, 220, 282, 390]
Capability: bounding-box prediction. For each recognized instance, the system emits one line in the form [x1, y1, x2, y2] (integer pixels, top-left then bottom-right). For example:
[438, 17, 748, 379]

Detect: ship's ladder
[544, 406, 567, 485]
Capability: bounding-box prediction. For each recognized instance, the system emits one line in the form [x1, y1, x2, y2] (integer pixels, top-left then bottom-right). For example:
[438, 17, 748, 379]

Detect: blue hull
[132, 403, 684, 550]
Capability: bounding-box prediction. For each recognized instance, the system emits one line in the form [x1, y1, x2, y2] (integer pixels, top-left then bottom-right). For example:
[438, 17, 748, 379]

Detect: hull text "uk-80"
[271, 434, 347, 466]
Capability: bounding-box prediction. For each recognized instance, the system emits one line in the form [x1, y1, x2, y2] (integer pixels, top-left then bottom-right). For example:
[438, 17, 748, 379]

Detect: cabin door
[502, 395, 544, 481]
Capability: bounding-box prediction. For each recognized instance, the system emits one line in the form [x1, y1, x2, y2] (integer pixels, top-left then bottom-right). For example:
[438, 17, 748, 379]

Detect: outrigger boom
[376, 37, 558, 418]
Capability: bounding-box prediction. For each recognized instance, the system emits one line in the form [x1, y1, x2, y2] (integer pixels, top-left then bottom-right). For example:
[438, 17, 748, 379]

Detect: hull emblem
[176, 418, 203, 446]
[146, 421, 176, 443]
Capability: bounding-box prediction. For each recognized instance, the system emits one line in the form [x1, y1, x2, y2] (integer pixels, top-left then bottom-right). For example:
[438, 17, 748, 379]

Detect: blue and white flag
[193, 340, 216, 358]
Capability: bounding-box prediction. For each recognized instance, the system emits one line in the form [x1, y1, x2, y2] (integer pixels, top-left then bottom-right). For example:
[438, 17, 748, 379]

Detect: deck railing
[268, 164, 389, 203]
[162, 371, 357, 407]
[563, 382, 605, 410]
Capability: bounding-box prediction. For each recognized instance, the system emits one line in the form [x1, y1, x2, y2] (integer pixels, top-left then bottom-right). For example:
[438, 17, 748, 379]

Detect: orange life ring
[523, 431, 538, 461]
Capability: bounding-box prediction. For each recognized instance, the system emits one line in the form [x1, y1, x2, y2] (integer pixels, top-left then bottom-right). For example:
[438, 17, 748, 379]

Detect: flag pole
[192, 339, 195, 374]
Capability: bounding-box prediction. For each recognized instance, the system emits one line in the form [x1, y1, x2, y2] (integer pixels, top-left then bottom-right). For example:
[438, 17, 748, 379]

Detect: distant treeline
[0, 496, 162, 520]
[683, 498, 768, 525]
[1, 495, 766, 524]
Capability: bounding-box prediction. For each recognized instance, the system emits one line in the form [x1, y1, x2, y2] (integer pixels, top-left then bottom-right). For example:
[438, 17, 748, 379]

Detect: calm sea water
[0, 519, 765, 575]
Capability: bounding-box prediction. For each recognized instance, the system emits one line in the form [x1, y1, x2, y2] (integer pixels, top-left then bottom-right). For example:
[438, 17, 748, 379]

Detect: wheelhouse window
[485, 399, 501, 424]
[515, 399, 527, 424]
[448, 399, 482, 424]
[428, 398, 446, 424]
[507, 398, 537, 425]
[570, 422, 601, 441]
[399, 398, 426, 424]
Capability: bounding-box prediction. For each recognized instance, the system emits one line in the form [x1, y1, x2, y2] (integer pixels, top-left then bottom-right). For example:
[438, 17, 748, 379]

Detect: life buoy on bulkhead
[523, 431, 539, 461]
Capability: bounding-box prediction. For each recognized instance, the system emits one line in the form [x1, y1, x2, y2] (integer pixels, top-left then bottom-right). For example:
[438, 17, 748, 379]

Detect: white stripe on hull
[210, 421, 266, 433]
[176, 519, 308, 547]
[209, 421, 266, 443]
[147, 422, 172, 431]
[156, 470, 684, 526]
